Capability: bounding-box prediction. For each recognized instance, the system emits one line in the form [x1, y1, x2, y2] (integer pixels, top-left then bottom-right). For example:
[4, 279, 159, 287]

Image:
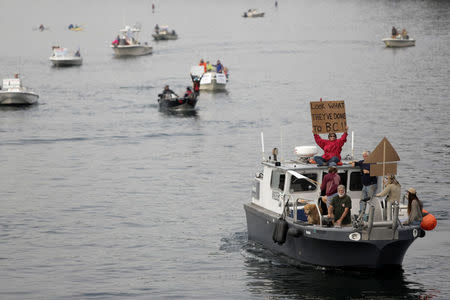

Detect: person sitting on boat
[74, 49, 81, 57]
[162, 85, 176, 95]
[403, 188, 423, 226]
[328, 185, 352, 227]
[155, 24, 159, 33]
[320, 166, 341, 208]
[206, 61, 214, 72]
[313, 126, 348, 166]
[171, 30, 176, 35]
[401, 29, 408, 39]
[376, 175, 401, 221]
[216, 60, 224, 73]
[351, 151, 377, 216]
[68, 24, 74, 30]
[39, 24, 45, 31]
[392, 26, 398, 38]
[184, 87, 194, 99]
[199, 59, 207, 72]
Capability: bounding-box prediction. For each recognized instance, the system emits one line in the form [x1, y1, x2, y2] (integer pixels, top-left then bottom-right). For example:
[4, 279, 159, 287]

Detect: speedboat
[0, 75, 38, 105]
[152, 25, 178, 40]
[243, 9, 265, 18]
[111, 24, 152, 57]
[190, 66, 228, 91]
[244, 142, 426, 269]
[49, 46, 83, 67]
[382, 35, 415, 47]
[158, 92, 198, 111]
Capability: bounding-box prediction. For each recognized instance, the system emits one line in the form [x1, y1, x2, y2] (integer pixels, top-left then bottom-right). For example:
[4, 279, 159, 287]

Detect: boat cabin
[252, 157, 406, 224]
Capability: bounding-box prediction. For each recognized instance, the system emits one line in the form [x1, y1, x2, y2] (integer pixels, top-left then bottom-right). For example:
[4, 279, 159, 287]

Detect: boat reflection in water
[242, 242, 431, 299]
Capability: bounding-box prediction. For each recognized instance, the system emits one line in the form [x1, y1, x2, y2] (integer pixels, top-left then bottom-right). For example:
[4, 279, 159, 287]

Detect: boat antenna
[260, 131, 265, 160]
[351, 130, 354, 160]
[280, 127, 283, 162]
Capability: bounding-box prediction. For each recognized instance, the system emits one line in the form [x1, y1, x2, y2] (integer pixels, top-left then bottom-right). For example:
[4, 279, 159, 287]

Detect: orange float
[421, 209, 437, 231]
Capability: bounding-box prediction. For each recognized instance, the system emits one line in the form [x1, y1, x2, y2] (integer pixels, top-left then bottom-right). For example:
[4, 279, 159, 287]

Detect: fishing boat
[49, 46, 83, 67]
[158, 91, 198, 111]
[0, 75, 38, 105]
[244, 140, 426, 269]
[111, 25, 152, 57]
[152, 25, 178, 40]
[382, 35, 415, 47]
[243, 9, 265, 18]
[190, 66, 228, 91]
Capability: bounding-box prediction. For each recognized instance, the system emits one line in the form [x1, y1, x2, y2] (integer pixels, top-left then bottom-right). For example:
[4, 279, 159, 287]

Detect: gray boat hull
[244, 203, 419, 269]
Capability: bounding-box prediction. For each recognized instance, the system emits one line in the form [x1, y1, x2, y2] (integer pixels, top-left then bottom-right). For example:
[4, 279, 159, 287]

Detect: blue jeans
[359, 184, 377, 214]
[314, 156, 339, 166]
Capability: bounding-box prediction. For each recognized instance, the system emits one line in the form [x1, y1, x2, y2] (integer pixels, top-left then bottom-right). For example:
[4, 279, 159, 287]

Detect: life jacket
[193, 81, 200, 92]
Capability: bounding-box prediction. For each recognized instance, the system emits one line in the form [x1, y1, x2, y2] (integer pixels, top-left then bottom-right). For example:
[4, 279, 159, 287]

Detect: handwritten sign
[310, 100, 347, 134]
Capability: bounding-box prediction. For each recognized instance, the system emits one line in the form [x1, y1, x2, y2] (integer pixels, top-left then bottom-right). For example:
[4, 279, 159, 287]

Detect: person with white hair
[327, 185, 352, 227]
[352, 150, 377, 216]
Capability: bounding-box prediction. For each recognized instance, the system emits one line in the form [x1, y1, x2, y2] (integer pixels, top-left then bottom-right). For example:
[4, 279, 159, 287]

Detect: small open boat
[49, 46, 82, 67]
[111, 24, 152, 57]
[243, 9, 265, 18]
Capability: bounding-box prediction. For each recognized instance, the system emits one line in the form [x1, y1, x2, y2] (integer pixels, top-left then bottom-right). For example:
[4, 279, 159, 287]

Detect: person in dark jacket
[352, 150, 377, 215]
[328, 185, 352, 227]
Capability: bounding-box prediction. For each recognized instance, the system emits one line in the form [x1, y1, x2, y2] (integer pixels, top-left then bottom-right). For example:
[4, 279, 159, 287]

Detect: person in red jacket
[313, 126, 348, 166]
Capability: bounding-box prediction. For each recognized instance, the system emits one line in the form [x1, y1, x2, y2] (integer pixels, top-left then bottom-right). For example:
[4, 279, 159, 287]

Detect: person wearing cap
[351, 150, 378, 215]
[376, 175, 401, 220]
[320, 166, 341, 209]
[313, 126, 348, 166]
[403, 188, 423, 226]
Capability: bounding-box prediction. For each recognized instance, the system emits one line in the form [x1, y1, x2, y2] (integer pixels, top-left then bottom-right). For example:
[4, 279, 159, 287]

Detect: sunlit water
[0, 0, 449, 299]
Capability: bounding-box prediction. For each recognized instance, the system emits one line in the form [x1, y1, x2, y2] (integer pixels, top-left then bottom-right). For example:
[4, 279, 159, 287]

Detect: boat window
[290, 173, 318, 192]
[270, 170, 285, 191]
[349, 171, 363, 191]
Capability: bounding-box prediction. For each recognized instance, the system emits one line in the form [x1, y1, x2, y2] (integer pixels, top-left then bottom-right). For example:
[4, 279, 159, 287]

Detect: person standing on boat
[328, 185, 352, 227]
[216, 60, 224, 73]
[313, 126, 348, 166]
[392, 26, 398, 37]
[376, 175, 401, 221]
[184, 87, 193, 99]
[206, 61, 213, 72]
[320, 166, 341, 208]
[199, 59, 207, 73]
[403, 188, 423, 226]
[351, 150, 377, 216]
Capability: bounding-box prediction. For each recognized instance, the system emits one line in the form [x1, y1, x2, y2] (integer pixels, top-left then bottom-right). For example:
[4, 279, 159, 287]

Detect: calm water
[1, 0, 449, 299]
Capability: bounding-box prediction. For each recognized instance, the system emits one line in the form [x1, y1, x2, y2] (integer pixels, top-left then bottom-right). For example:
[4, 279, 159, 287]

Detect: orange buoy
[421, 209, 437, 231]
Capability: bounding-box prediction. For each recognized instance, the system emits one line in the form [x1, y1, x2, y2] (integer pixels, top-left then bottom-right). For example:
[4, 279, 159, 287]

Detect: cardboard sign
[365, 137, 400, 176]
[310, 100, 347, 134]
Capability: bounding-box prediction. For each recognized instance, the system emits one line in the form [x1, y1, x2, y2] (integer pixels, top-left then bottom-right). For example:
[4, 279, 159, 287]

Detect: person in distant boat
[328, 185, 352, 227]
[184, 87, 193, 99]
[313, 125, 348, 166]
[14, 73, 19, 79]
[39, 24, 45, 31]
[206, 61, 213, 72]
[376, 175, 401, 221]
[351, 151, 377, 216]
[155, 24, 159, 33]
[68, 24, 74, 30]
[403, 188, 423, 226]
[75, 49, 80, 57]
[216, 60, 224, 73]
[199, 59, 207, 72]
[392, 26, 398, 37]
[401, 28, 408, 39]
[162, 85, 175, 95]
[172, 30, 176, 35]
[152, 3, 155, 13]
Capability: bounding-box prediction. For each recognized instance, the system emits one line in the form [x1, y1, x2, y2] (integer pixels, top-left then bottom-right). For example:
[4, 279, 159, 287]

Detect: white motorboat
[49, 46, 83, 67]
[243, 9, 265, 18]
[190, 66, 228, 91]
[111, 25, 152, 57]
[382, 35, 415, 47]
[152, 25, 178, 40]
[0, 75, 38, 105]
